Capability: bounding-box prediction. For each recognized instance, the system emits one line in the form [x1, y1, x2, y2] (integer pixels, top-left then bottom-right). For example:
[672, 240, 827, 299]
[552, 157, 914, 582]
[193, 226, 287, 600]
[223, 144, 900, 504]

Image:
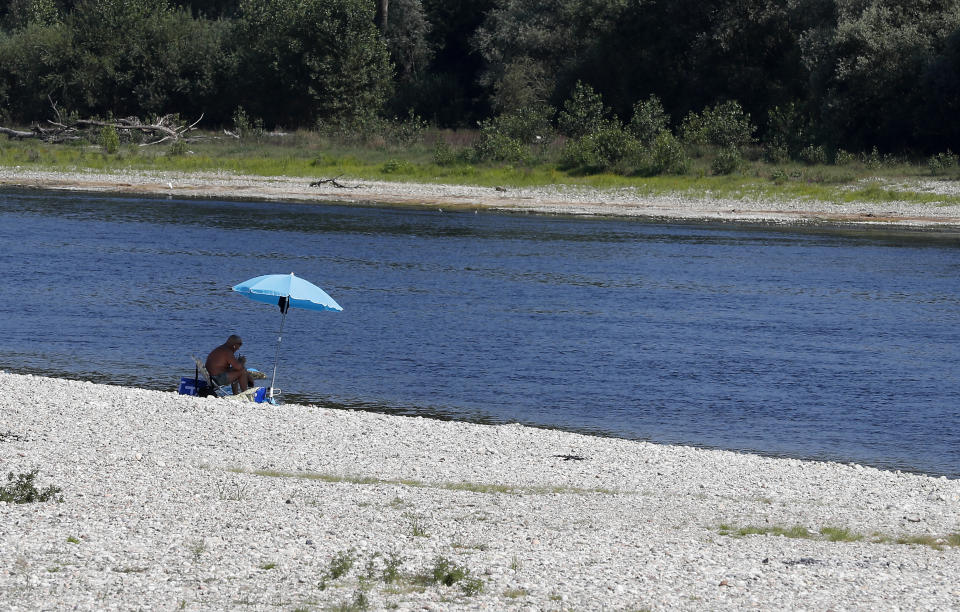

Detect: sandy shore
[1, 372, 958, 610]
[3, 166, 960, 229]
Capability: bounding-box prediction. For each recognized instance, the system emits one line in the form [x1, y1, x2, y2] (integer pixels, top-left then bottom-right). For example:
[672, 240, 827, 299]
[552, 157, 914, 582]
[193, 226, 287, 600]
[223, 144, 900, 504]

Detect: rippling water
[1, 188, 958, 477]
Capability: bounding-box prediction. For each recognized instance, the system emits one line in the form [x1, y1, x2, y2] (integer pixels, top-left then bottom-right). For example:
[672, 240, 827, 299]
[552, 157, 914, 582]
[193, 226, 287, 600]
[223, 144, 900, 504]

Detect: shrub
[433, 136, 455, 166]
[427, 556, 482, 594]
[472, 125, 529, 163]
[646, 131, 689, 175]
[628, 95, 669, 145]
[559, 120, 641, 173]
[232, 106, 263, 139]
[592, 122, 640, 170]
[862, 146, 884, 169]
[834, 149, 856, 166]
[762, 143, 790, 164]
[557, 81, 605, 138]
[0, 470, 63, 503]
[799, 144, 827, 165]
[764, 102, 811, 159]
[711, 147, 743, 175]
[385, 112, 428, 146]
[167, 139, 188, 157]
[928, 150, 958, 175]
[483, 105, 553, 145]
[558, 137, 599, 171]
[681, 100, 754, 149]
[316, 113, 426, 148]
[99, 125, 119, 154]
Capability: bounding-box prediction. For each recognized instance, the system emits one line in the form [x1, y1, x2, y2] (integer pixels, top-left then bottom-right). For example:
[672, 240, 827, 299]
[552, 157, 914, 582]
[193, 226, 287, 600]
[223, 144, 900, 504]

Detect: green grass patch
[895, 535, 942, 549]
[719, 523, 960, 550]
[820, 527, 864, 542]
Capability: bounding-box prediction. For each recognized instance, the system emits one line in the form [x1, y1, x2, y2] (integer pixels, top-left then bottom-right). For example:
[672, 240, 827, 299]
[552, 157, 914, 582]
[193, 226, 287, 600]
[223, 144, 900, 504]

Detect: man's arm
[225, 352, 246, 371]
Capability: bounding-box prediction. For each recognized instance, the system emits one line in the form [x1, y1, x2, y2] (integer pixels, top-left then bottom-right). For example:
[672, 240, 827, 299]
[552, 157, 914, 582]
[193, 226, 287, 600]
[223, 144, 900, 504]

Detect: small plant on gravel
[360, 554, 380, 582]
[461, 575, 484, 596]
[387, 496, 410, 509]
[503, 587, 528, 598]
[382, 552, 403, 584]
[189, 539, 207, 564]
[260, 562, 277, 570]
[430, 556, 466, 586]
[319, 549, 357, 589]
[0, 470, 63, 503]
[509, 555, 523, 571]
[406, 513, 429, 537]
[948, 533, 960, 547]
[417, 556, 483, 595]
[328, 589, 370, 612]
[66, 536, 80, 544]
[215, 479, 249, 501]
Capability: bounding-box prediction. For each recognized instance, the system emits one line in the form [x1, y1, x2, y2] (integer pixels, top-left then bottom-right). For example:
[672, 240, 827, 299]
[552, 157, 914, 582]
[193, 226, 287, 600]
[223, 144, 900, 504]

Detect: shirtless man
[205, 334, 254, 393]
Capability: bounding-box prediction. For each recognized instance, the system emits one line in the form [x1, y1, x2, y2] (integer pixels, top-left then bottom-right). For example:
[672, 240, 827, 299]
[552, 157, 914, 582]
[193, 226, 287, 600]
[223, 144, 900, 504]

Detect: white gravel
[3, 167, 960, 228]
[1, 372, 958, 610]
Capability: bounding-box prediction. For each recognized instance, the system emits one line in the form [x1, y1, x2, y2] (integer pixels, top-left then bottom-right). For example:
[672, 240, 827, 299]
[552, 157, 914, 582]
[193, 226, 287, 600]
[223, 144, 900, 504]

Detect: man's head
[226, 334, 243, 351]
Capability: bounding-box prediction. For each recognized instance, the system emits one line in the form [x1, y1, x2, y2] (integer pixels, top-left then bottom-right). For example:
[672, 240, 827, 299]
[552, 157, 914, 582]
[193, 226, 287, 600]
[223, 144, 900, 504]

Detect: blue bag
[178, 376, 208, 396]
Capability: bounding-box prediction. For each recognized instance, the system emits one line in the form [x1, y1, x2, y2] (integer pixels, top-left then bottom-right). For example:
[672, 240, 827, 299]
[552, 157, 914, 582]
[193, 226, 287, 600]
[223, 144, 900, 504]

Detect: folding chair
[192, 356, 262, 402]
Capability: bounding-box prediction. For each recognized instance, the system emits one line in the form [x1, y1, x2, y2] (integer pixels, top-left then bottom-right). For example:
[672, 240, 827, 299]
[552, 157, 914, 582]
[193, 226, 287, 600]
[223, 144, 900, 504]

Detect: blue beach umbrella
[233, 273, 343, 399]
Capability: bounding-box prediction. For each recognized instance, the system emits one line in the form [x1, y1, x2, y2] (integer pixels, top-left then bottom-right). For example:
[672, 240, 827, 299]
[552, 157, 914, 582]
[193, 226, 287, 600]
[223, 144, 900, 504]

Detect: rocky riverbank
[3, 167, 960, 229]
[1, 372, 958, 610]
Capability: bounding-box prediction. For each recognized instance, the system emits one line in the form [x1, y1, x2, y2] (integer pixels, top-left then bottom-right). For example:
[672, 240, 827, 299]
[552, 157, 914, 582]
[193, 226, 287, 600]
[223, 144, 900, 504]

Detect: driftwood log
[310, 175, 356, 189]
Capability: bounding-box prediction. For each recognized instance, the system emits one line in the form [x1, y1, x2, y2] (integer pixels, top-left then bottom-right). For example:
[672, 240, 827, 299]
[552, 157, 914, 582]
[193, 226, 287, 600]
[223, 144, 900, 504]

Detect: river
[1, 188, 958, 477]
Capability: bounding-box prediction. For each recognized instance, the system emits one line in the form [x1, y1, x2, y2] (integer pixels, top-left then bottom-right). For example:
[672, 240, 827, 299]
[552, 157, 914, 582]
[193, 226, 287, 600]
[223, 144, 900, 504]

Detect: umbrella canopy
[232, 273, 342, 400]
[232, 273, 342, 312]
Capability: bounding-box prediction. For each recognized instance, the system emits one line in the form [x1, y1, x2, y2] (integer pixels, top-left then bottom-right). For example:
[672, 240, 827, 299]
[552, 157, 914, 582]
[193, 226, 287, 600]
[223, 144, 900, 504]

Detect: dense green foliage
[1, 0, 959, 158]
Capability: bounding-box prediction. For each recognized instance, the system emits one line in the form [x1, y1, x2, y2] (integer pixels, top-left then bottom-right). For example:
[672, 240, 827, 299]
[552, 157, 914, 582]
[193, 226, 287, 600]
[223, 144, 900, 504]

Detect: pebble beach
[1, 372, 958, 611]
[3, 167, 960, 228]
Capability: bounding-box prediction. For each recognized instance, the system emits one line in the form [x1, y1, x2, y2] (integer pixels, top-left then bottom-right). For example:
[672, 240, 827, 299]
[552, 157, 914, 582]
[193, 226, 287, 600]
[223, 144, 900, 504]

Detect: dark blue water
[1, 188, 958, 477]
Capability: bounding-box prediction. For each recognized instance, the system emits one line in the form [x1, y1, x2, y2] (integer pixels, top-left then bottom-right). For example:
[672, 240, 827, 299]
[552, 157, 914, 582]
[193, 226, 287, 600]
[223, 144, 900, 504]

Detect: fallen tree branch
[0, 126, 34, 139]
[310, 175, 357, 189]
[2, 100, 203, 145]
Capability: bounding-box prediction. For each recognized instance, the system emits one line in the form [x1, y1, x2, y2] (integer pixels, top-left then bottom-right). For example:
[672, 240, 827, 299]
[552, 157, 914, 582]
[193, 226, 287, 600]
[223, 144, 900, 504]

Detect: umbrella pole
[269, 309, 287, 398]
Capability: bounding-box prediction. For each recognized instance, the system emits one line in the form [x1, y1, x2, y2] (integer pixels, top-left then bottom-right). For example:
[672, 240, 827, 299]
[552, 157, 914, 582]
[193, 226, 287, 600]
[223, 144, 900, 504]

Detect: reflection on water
[2, 188, 959, 478]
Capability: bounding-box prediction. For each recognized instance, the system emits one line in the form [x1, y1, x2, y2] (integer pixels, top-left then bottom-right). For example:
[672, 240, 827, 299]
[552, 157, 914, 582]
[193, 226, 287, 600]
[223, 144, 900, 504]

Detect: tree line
[1, 0, 959, 156]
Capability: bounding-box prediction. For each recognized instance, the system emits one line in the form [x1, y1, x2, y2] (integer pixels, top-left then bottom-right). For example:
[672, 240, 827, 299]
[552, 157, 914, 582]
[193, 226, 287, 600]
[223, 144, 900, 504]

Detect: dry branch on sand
[310, 175, 357, 189]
